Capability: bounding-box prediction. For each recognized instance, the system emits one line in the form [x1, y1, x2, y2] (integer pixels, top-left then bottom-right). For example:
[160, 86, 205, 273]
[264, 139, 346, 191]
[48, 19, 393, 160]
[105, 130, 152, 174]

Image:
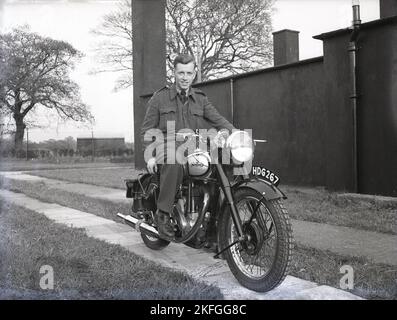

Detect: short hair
[173, 54, 196, 69]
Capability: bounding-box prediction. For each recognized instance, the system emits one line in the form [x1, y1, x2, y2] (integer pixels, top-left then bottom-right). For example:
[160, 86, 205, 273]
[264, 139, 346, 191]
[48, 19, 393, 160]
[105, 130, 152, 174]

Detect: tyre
[219, 188, 294, 292]
[141, 233, 170, 250]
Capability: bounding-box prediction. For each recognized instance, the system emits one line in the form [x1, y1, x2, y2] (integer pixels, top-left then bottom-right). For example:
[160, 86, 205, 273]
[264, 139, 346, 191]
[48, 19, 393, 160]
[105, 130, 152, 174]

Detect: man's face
[174, 62, 196, 91]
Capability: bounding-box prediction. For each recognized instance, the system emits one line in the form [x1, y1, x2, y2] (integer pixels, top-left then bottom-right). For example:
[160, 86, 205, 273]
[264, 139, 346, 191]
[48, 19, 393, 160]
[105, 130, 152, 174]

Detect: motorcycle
[117, 130, 293, 292]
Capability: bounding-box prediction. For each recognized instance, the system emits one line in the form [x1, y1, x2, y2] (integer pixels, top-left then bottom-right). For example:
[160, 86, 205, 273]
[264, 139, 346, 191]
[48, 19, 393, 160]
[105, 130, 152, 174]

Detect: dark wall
[321, 34, 355, 192]
[194, 80, 233, 123]
[315, 17, 397, 196]
[357, 21, 397, 196]
[195, 58, 326, 186]
[132, 6, 397, 196]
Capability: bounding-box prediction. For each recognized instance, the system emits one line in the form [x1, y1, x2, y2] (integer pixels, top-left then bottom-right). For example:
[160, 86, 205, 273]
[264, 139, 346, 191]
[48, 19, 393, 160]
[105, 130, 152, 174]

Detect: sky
[273, 0, 379, 59]
[0, 0, 380, 143]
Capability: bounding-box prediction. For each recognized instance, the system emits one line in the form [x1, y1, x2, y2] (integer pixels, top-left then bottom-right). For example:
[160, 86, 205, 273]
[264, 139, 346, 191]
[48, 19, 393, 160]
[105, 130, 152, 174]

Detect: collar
[169, 84, 197, 102]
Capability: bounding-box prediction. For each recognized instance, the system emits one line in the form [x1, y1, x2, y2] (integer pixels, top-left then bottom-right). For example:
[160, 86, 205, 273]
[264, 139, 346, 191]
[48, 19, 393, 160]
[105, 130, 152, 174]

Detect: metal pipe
[230, 78, 234, 125]
[117, 213, 160, 238]
[352, 3, 362, 26]
[349, 3, 361, 193]
[188, 180, 192, 213]
[118, 187, 211, 244]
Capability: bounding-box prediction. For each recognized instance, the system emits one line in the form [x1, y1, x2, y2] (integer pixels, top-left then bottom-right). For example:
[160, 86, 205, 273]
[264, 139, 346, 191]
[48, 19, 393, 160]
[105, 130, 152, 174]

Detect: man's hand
[213, 129, 230, 148]
[147, 157, 157, 174]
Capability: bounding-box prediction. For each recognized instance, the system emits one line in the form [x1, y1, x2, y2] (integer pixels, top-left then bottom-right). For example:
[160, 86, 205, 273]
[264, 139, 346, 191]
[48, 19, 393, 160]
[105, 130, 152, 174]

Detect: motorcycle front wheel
[219, 188, 294, 292]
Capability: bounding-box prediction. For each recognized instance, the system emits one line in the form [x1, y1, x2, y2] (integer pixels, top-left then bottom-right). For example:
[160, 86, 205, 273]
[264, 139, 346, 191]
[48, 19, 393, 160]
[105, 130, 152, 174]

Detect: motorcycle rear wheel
[219, 188, 293, 292]
[141, 233, 170, 250]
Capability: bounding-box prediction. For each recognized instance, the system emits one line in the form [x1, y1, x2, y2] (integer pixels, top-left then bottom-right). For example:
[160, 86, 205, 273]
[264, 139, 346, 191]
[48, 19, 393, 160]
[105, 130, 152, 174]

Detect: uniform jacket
[141, 84, 235, 153]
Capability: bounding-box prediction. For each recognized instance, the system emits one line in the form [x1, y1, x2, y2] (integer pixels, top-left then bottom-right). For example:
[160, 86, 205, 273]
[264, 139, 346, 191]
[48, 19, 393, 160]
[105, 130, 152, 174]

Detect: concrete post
[272, 29, 300, 66]
[132, 0, 167, 168]
[380, 0, 397, 18]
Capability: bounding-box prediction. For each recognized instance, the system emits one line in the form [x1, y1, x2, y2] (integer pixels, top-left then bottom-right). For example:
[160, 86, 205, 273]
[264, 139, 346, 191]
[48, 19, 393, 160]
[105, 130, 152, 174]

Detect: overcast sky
[0, 0, 380, 142]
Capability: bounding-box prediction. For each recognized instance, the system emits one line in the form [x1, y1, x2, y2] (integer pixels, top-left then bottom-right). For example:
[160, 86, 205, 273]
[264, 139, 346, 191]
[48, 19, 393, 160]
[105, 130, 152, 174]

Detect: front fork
[214, 164, 277, 258]
[215, 163, 245, 240]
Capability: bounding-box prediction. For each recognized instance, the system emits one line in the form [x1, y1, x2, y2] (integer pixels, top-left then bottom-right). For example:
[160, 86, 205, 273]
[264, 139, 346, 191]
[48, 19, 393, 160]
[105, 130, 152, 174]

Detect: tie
[180, 89, 187, 104]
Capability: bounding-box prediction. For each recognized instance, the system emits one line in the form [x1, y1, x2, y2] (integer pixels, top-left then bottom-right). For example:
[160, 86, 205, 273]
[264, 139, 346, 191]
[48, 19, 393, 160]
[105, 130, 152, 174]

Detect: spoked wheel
[219, 188, 293, 292]
[141, 233, 170, 250]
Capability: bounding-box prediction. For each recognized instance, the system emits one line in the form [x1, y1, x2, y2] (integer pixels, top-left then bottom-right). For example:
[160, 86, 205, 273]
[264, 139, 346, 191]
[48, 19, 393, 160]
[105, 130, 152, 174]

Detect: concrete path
[0, 189, 361, 300]
[1, 171, 396, 266]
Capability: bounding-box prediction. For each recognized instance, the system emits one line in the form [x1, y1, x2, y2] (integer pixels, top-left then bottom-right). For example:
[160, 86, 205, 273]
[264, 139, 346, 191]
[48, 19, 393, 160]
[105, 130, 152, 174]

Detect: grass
[28, 167, 141, 190]
[0, 158, 133, 172]
[27, 168, 397, 235]
[290, 244, 397, 300]
[0, 199, 223, 300]
[283, 186, 397, 235]
[1, 177, 396, 299]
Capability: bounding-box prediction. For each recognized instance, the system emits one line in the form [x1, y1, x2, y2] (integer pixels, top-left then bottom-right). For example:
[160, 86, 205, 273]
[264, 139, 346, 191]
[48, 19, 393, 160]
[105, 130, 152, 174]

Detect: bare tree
[166, 0, 274, 81]
[93, 0, 274, 87]
[91, 0, 133, 90]
[0, 26, 93, 155]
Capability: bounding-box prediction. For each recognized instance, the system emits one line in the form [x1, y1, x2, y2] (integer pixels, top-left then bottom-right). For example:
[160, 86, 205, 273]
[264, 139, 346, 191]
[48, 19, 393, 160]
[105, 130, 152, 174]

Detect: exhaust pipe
[117, 213, 160, 238]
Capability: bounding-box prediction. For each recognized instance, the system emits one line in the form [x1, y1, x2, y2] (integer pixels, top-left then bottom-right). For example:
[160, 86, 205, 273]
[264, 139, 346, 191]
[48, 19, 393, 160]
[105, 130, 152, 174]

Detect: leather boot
[156, 210, 175, 240]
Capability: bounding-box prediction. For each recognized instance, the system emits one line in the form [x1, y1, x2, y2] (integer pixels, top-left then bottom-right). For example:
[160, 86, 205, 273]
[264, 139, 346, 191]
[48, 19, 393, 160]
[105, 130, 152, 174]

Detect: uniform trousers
[157, 164, 184, 214]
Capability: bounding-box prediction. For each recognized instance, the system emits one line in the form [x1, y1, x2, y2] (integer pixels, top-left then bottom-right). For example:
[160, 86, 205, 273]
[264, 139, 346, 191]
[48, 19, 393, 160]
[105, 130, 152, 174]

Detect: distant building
[76, 137, 126, 156]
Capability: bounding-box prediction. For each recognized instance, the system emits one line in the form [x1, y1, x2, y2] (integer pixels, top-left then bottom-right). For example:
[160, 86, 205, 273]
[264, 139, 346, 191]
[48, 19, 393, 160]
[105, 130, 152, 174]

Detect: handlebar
[176, 132, 267, 147]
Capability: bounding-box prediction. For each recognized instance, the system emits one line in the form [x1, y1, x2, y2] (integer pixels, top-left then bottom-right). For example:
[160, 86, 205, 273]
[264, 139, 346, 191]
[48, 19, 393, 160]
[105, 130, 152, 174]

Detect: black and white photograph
[0, 0, 396, 307]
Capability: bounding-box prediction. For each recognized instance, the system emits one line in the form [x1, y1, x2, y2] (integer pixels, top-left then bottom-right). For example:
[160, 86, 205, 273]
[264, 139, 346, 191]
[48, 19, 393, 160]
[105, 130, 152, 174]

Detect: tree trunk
[14, 115, 26, 157]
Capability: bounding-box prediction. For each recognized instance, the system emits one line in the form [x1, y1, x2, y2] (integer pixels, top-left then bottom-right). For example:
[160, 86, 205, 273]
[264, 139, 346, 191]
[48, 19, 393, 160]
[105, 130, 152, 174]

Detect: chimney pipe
[379, 0, 397, 18]
[272, 29, 300, 66]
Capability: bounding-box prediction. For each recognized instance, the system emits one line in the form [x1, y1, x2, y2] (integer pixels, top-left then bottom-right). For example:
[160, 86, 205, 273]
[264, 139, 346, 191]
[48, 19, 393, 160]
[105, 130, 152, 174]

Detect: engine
[172, 181, 212, 248]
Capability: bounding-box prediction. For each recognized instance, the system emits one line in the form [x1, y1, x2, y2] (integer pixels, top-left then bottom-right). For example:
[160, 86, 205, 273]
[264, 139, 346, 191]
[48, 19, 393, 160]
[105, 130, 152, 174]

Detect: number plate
[251, 166, 281, 186]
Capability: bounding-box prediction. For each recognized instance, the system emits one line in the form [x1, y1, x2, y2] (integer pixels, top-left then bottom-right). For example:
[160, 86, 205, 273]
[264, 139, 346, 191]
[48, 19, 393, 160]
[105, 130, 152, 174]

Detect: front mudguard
[218, 177, 286, 221]
[232, 177, 287, 201]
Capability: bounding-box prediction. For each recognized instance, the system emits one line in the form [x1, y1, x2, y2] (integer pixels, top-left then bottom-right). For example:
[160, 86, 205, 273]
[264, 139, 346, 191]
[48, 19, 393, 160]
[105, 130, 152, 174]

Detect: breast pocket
[191, 106, 204, 117]
[190, 106, 208, 129]
[159, 105, 176, 131]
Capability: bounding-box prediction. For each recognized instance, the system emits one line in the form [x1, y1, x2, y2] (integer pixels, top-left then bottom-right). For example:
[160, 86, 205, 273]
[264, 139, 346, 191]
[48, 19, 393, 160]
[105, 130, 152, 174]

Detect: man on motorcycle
[141, 54, 235, 239]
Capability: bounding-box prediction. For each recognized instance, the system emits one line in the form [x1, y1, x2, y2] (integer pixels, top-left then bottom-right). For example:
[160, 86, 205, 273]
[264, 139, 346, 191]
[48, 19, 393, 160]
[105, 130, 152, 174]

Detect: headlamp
[226, 131, 254, 163]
